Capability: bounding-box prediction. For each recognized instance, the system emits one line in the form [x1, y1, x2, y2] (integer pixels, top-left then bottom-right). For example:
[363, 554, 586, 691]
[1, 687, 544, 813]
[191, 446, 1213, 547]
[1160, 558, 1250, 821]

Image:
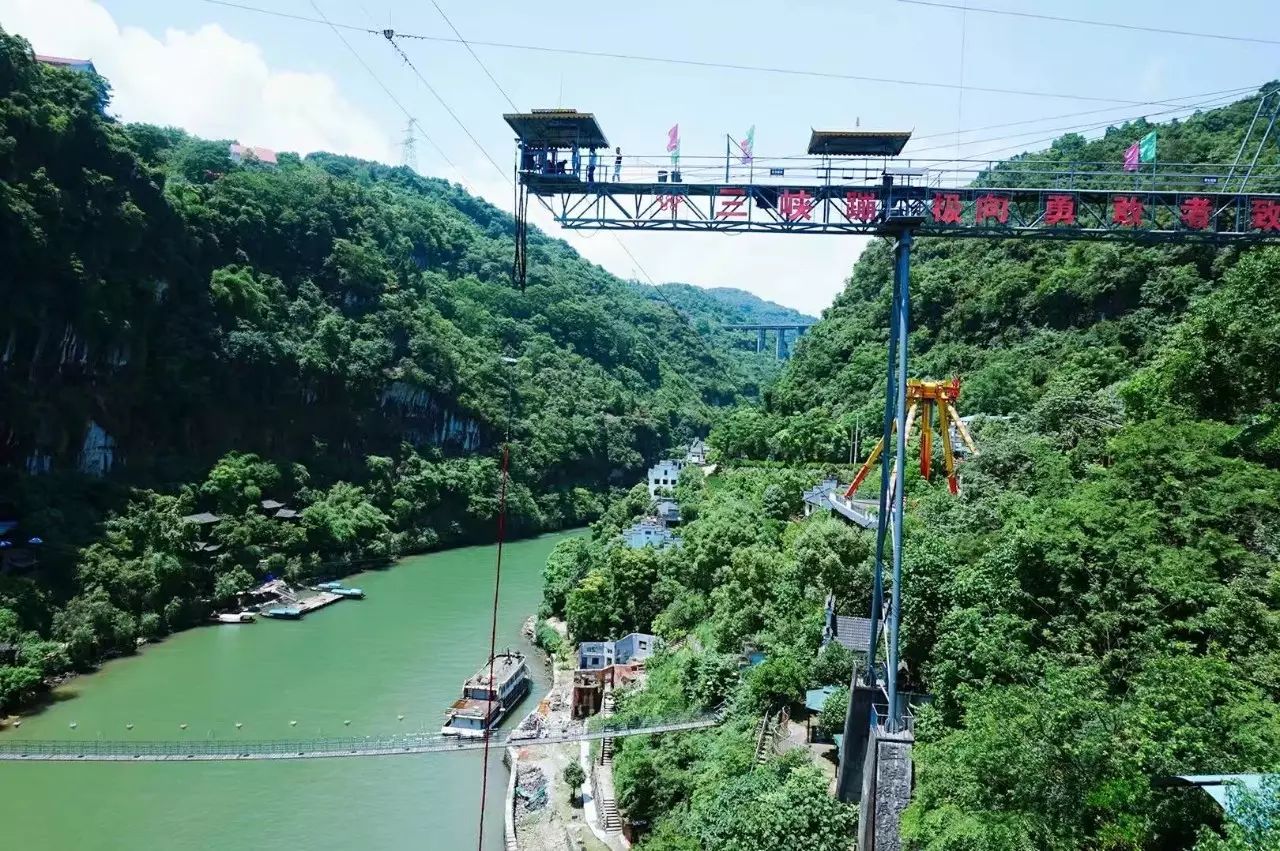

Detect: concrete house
[621, 519, 680, 549]
[647, 459, 684, 497]
[577, 632, 659, 670]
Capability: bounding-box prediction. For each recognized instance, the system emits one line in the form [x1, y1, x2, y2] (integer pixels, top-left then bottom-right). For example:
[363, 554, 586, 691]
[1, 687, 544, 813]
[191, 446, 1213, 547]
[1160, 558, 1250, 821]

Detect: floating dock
[249, 579, 347, 620]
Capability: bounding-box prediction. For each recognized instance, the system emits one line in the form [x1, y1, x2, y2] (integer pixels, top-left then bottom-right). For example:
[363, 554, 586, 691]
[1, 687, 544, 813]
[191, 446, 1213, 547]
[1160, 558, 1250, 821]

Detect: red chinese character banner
[558, 182, 1280, 239]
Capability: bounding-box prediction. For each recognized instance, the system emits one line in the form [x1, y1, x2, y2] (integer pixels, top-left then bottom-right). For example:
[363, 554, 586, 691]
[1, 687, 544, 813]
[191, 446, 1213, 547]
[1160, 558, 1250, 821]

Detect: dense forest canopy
[542, 85, 1280, 850]
[709, 83, 1280, 466]
[637, 283, 816, 398]
[0, 29, 782, 710]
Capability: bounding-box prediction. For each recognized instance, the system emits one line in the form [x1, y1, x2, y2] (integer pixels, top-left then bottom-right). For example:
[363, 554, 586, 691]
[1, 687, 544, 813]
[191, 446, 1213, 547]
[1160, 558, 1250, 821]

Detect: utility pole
[401, 119, 417, 171]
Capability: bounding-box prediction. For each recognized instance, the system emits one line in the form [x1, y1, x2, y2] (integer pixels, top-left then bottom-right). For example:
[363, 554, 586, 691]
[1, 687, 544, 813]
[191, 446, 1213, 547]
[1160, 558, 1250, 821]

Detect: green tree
[565, 570, 616, 641]
[213, 566, 256, 605]
[540, 537, 594, 618]
[0, 665, 44, 710]
[51, 588, 139, 669]
[761, 484, 793, 520]
[816, 686, 849, 740]
[563, 761, 586, 805]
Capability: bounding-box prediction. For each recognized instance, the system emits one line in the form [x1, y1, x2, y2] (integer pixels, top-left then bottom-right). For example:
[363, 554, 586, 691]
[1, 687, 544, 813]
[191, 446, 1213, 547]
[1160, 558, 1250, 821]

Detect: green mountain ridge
[0, 29, 755, 709]
[553, 85, 1280, 851]
[731, 84, 1280, 848]
[647, 283, 815, 327]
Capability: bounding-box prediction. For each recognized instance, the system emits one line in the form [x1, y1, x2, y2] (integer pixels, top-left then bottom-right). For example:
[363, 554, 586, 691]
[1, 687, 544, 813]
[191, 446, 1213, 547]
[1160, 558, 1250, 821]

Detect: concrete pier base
[857, 726, 914, 851]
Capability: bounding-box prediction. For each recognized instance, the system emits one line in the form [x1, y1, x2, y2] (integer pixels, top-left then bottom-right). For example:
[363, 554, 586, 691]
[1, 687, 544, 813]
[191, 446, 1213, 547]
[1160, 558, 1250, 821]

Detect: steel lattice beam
[524, 177, 1280, 243]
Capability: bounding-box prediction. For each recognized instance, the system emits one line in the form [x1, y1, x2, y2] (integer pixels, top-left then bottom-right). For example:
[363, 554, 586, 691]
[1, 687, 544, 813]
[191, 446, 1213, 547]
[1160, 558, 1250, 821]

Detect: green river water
[0, 531, 574, 850]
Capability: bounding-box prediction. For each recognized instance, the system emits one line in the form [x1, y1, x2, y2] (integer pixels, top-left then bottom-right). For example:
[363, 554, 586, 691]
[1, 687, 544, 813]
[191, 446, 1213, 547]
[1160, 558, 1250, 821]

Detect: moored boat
[441, 651, 531, 737]
[262, 606, 302, 620]
[314, 581, 364, 598]
[214, 612, 255, 624]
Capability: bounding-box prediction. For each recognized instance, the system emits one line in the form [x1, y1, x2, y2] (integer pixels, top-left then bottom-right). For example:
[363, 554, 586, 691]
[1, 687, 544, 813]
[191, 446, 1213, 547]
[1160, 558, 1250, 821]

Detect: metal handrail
[0, 709, 726, 762]
[523, 152, 1280, 195]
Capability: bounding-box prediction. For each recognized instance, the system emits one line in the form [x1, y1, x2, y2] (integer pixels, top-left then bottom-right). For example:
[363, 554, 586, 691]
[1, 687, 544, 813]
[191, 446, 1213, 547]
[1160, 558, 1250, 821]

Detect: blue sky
[6, 0, 1280, 313]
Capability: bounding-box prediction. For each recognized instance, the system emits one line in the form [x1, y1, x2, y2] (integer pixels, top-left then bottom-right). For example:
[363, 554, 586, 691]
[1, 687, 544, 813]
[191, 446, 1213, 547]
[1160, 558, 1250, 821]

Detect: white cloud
[1, 0, 854, 314]
[0, 0, 393, 162]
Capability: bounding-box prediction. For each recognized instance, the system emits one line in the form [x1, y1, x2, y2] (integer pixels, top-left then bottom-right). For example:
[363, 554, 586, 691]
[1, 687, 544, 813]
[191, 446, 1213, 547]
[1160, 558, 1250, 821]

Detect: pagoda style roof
[807, 130, 912, 157]
[504, 109, 608, 149]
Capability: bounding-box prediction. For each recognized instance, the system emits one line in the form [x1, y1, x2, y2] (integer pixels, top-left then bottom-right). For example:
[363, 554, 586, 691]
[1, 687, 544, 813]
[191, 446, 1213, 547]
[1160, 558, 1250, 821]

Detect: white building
[685, 438, 708, 465]
[647, 459, 684, 497]
[622, 519, 680, 549]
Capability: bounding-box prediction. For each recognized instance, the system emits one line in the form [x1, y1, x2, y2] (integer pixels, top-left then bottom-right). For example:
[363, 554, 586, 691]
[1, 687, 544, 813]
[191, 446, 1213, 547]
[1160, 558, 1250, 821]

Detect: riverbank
[507, 646, 619, 851]
[1, 532, 577, 850]
[0, 527, 585, 728]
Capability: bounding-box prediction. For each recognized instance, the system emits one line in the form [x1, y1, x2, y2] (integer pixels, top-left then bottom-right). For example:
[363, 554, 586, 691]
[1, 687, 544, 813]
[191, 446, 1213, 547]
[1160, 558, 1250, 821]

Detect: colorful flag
[1123, 142, 1140, 172]
[1139, 130, 1157, 163]
[666, 124, 680, 153]
[738, 125, 755, 163]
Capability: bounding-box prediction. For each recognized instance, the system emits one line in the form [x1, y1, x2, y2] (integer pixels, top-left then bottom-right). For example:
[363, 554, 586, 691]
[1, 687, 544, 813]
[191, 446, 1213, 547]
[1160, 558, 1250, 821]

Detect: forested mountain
[0, 30, 754, 708]
[697, 85, 1280, 848]
[646, 283, 813, 328]
[641, 283, 816, 395]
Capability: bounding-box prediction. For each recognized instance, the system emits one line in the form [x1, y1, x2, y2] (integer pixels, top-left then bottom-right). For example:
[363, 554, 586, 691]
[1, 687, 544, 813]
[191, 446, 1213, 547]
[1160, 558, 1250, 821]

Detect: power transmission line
[907, 85, 1261, 143]
[898, 0, 1280, 47]
[307, 0, 456, 170]
[905, 87, 1256, 158]
[427, 0, 520, 113]
[938, 91, 1256, 166]
[382, 32, 512, 186]
[195, 0, 1241, 108]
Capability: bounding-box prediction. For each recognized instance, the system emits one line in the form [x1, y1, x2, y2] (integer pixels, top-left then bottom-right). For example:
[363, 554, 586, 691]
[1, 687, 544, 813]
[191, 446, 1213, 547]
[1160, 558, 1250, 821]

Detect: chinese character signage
[543, 178, 1280, 241]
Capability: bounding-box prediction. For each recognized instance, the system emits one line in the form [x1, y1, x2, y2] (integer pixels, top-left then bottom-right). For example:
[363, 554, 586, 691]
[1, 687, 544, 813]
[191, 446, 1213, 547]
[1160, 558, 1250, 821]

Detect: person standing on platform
[571, 147, 581, 178]
[612, 146, 622, 182]
[587, 147, 598, 182]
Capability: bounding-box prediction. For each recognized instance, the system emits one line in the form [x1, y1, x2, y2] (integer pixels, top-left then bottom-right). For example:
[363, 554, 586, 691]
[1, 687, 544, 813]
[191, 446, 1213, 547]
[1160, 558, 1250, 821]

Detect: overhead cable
[195, 0, 1245, 107]
[898, 0, 1280, 47]
[908, 85, 1262, 143]
[308, 0, 457, 170]
[414, 2, 721, 358]
[905, 87, 1257, 158]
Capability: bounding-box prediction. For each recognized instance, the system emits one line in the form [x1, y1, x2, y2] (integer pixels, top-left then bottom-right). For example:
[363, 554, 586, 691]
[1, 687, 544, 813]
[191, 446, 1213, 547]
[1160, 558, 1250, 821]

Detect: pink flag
[1123, 142, 1140, 172]
[666, 124, 680, 153]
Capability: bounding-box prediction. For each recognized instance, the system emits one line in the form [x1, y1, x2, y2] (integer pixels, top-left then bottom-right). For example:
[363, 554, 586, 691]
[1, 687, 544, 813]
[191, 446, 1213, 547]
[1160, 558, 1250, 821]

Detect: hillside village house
[685, 438, 708, 465]
[647, 458, 684, 497]
[229, 143, 279, 166]
[621, 518, 680, 549]
[35, 54, 96, 74]
[572, 633, 660, 717]
[578, 632, 659, 670]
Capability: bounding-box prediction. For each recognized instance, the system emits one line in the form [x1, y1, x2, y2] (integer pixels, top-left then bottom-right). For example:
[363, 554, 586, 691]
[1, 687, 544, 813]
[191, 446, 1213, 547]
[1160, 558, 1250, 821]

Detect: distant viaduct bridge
[0, 710, 723, 763]
[722, 323, 815, 360]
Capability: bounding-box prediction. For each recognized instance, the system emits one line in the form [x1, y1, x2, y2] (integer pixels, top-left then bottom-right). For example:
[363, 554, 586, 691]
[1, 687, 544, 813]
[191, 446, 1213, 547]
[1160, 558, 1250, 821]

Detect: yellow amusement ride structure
[845, 377, 978, 497]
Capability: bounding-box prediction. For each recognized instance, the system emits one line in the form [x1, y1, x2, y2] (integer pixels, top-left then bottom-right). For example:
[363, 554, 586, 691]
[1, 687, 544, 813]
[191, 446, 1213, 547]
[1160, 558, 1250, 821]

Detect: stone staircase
[598, 797, 622, 832]
[753, 714, 773, 764]
[599, 691, 617, 766]
[753, 707, 791, 765]
[594, 689, 622, 833]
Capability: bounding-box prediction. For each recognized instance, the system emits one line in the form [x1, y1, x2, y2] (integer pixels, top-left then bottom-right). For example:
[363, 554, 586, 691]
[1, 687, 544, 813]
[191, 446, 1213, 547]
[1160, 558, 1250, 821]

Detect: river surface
[0, 532, 575, 850]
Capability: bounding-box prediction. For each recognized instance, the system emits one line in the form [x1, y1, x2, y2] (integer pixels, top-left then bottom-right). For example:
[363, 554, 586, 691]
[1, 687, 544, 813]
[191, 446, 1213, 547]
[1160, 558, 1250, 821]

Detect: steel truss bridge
[0, 711, 723, 762]
[521, 156, 1280, 243]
